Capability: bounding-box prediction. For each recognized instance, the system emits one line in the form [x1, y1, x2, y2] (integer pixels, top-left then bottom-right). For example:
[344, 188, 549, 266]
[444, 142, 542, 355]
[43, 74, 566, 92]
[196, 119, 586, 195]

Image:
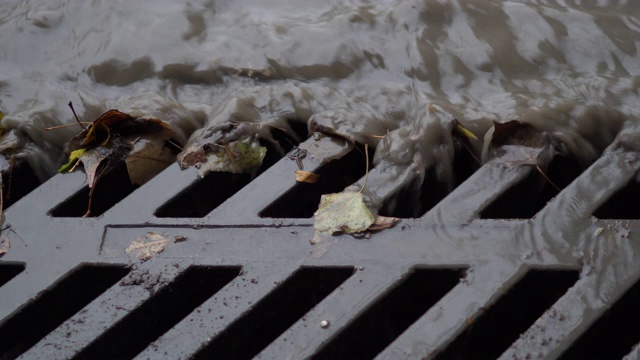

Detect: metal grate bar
[256, 263, 411, 359]
[375, 262, 523, 359]
[422, 161, 531, 223]
[133, 261, 299, 360]
[20, 262, 183, 359]
[500, 262, 640, 359]
[206, 137, 350, 225]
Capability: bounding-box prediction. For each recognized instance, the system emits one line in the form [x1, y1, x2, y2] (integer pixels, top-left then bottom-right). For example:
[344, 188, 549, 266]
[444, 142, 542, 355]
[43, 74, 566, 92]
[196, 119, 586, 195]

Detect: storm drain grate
[1, 136, 640, 359]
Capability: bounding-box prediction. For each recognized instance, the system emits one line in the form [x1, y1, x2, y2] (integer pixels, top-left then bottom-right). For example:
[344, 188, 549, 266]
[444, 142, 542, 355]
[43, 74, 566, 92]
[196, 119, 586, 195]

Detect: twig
[358, 144, 369, 194]
[45, 122, 92, 131]
[536, 165, 561, 192]
[68, 101, 88, 130]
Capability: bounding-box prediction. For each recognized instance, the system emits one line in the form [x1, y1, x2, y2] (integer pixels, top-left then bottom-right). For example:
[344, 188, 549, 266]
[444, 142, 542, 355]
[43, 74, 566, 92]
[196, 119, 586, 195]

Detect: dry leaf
[125, 232, 169, 262]
[314, 191, 375, 235]
[368, 216, 400, 231]
[296, 170, 319, 183]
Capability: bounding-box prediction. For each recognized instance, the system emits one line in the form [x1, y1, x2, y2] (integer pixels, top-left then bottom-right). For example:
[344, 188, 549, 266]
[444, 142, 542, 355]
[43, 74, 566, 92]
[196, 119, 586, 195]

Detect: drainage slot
[313, 267, 464, 360]
[155, 172, 252, 217]
[593, 176, 640, 219]
[559, 276, 640, 359]
[259, 145, 368, 218]
[156, 120, 308, 218]
[193, 266, 354, 359]
[0, 261, 25, 288]
[73, 265, 240, 360]
[379, 142, 480, 218]
[378, 168, 448, 218]
[49, 163, 138, 217]
[480, 155, 583, 219]
[434, 269, 579, 360]
[0, 263, 129, 359]
[2, 160, 42, 210]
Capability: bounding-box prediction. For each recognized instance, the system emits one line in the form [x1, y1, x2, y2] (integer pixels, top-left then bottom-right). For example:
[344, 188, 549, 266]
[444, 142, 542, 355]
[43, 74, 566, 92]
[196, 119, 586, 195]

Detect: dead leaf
[314, 191, 375, 235]
[296, 170, 319, 183]
[125, 232, 169, 262]
[192, 138, 267, 177]
[60, 109, 183, 215]
[174, 235, 187, 243]
[125, 138, 175, 185]
[485, 120, 551, 167]
[368, 216, 400, 231]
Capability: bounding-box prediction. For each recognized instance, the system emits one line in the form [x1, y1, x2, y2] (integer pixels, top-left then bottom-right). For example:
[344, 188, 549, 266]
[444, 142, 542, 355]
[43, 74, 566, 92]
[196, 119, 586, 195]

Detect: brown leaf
[368, 216, 400, 231]
[295, 170, 319, 183]
[61, 110, 184, 216]
[487, 120, 551, 167]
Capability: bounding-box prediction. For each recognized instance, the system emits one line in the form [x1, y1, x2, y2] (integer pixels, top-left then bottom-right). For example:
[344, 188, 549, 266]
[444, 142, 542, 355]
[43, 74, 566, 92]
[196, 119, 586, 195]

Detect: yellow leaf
[58, 148, 87, 173]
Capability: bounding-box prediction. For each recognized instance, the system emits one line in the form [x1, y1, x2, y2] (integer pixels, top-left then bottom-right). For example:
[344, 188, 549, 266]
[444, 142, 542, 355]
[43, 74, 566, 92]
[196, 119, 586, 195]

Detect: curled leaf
[368, 215, 400, 231]
[295, 170, 319, 183]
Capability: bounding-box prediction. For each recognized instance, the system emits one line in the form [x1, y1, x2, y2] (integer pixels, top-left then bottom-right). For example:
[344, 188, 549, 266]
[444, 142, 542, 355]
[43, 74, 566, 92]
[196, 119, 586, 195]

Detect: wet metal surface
[0, 136, 639, 359]
[1, 0, 640, 359]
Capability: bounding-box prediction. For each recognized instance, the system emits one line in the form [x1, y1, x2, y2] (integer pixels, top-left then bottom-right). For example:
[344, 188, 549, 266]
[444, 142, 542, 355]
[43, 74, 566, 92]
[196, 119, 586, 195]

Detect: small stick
[45, 122, 92, 131]
[536, 165, 561, 192]
[358, 144, 370, 194]
[68, 101, 87, 130]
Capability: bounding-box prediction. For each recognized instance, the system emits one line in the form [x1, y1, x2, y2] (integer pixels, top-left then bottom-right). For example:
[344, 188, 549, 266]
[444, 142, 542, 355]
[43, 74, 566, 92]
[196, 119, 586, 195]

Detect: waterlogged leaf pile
[60, 109, 183, 216]
[177, 123, 267, 178]
[192, 139, 266, 177]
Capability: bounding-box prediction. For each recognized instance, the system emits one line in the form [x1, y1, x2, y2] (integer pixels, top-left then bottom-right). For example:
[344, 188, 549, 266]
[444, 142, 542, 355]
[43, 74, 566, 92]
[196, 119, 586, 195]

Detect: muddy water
[0, 0, 638, 181]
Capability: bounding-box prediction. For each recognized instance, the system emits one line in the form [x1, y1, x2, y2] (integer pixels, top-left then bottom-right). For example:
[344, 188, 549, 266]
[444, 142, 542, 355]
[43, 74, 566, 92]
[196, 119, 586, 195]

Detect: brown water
[0, 0, 638, 190]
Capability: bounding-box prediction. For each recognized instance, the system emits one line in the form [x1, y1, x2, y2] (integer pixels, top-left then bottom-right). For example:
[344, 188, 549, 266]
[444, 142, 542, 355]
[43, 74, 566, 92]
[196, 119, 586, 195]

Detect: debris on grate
[260, 144, 368, 218]
[74, 266, 239, 360]
[313, 267, 464, 359]
[0, 264, 130, 360]
[157, 120, 308, 218]
[193, 266, 353, 360]
[433, 269, 579, 360]
[49, 162, 139, 217]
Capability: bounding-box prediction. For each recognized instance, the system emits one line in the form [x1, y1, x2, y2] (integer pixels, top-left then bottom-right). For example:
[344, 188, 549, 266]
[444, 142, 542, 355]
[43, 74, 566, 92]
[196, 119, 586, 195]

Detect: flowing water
[1, 0, 638, 180]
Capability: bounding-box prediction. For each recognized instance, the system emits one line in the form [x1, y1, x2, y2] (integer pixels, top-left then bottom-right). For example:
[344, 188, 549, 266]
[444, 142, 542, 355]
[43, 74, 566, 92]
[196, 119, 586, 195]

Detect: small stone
[320, 320, 330, 329]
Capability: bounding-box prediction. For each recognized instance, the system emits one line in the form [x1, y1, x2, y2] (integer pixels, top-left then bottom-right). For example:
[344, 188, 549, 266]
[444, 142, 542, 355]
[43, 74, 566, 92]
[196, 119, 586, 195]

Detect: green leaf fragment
[58, 148, 87, 173]
[197, 139, 267, 177]
[314, 192, 375, 234]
